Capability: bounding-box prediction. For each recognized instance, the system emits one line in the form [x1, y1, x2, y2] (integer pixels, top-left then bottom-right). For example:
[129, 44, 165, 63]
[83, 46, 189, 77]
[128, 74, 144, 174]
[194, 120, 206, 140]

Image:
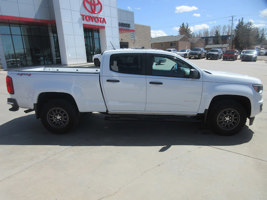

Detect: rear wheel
[209, 100, 247, 136]
[40, 100, 79, 134]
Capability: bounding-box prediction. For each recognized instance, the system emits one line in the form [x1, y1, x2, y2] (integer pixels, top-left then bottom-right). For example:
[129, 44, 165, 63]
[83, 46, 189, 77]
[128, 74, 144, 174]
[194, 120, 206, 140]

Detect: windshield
[225, 51, 235, 54]
[192, 48, 201, 51]
[210, 50, 219, 52]
[243, 50, 256, 54]
[179, 49, 186, 52]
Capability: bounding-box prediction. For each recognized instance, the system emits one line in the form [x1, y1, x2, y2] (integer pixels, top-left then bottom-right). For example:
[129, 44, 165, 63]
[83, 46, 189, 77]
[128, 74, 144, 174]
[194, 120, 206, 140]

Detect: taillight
[6, 76, 14, 94]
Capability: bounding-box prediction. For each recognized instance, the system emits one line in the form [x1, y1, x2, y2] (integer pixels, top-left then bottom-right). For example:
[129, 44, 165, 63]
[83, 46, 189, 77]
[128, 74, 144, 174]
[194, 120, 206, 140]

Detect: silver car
[177, 49, 190, 58]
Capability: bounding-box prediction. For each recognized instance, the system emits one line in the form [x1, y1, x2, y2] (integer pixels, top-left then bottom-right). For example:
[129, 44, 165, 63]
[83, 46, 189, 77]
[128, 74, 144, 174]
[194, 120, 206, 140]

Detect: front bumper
[223, 56, 235, 60]
[189, 53, 200, 58]
[207, 54, 219, 59]
[241, 56, 256, 61]
[249, 101, 263, 126]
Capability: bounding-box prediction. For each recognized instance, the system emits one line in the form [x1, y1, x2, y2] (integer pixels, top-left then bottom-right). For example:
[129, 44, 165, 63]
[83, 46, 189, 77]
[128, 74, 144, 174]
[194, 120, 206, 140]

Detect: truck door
[146, 54, 203, 115]
[101, 53, 146, 113]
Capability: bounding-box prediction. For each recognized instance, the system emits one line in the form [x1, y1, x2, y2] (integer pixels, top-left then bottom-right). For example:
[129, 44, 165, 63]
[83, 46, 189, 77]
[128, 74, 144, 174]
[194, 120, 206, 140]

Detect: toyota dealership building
[0, 0, 144, 69]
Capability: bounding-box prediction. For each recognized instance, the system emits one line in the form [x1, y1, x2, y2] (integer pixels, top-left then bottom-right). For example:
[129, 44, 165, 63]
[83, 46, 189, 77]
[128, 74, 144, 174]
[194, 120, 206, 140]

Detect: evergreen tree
[179, 23, 192, 38]
[234, 18, 261, 50]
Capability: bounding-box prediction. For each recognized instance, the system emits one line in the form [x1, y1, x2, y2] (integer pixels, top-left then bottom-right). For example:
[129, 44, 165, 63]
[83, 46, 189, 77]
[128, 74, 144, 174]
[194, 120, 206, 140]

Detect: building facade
[120, 24, 151, 49]
[151, 35, 191, 51]
[0, 0, 135, 69]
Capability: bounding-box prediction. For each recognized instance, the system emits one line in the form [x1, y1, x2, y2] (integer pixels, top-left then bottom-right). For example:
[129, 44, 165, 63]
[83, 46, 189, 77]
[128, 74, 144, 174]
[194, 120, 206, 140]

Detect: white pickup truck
[6, 49, 263, 135]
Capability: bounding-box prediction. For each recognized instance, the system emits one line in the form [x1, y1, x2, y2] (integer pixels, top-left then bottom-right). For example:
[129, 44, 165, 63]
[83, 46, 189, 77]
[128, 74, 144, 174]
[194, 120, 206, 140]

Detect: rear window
[225, 51, 235, 54]
[110, 54, 144, 75]
[192, 48, 201, 51]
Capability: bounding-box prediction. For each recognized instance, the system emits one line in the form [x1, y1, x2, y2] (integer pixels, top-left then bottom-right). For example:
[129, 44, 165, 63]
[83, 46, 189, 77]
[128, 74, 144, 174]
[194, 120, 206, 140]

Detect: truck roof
[103, 49, 176, 56]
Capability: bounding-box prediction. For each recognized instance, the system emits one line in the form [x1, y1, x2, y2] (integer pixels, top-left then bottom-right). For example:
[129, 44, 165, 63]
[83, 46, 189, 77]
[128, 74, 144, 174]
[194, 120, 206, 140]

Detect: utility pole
[229, 15, 235, 49]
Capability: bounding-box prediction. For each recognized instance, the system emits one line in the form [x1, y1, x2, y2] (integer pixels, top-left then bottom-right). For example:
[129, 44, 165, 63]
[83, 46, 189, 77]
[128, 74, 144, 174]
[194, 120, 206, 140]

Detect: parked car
[177, 49, 190, 58]
[240, 50, 257, 62]
[93, 54, 101, 66]
[166, 48, 178, 54]
[189, 48, 205, 59]
[206, 48, 223, 60]
[259, 49, 266, 56]
[223, 49, 238, 60]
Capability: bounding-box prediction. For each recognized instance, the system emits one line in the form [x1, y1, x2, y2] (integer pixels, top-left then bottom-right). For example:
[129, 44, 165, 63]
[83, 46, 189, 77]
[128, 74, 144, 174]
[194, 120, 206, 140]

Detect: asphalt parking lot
[0, 59, 267, 200]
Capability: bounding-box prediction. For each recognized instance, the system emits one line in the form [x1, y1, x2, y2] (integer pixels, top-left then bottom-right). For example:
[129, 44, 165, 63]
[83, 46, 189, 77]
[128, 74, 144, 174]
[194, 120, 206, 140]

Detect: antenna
[110, 41, 116, 50]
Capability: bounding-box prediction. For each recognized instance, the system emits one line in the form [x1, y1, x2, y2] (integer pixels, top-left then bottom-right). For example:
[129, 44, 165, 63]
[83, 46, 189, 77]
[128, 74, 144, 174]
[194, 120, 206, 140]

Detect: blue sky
[117, 0, 267, 38]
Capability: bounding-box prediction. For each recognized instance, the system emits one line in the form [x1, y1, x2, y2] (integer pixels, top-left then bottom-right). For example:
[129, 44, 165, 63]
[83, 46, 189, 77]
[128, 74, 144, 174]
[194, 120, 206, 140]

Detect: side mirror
[189, 69, 200, 79]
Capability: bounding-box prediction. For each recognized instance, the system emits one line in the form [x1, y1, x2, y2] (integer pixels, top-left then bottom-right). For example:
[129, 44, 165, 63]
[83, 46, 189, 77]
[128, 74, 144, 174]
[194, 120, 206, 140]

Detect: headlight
[253, 84, 263, 93]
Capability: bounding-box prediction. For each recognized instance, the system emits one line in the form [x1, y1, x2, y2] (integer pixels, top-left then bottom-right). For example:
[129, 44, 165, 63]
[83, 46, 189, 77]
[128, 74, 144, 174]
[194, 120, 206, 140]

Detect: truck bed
[10, 66, 100, 74]
[7, 66, 106, 112]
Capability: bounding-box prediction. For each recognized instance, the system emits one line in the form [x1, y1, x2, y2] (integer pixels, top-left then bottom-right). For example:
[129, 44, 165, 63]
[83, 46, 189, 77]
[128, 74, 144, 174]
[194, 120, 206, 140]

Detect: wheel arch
[35, 92, 79, 118]
[208, 95, 251, 117]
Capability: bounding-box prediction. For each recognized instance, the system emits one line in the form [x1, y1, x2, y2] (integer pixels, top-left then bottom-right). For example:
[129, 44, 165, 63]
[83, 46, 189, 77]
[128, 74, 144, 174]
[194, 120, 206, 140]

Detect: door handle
[149, 81, 163, 85]
[106, 79, 120, 83]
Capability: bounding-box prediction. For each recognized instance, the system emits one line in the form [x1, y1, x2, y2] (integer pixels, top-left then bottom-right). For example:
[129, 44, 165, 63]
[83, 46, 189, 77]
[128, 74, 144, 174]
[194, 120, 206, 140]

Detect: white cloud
[260, 8, 267, 18]
[173, 26, 180, 31]
[175, 6, 198, 13]
[135, 8, 141, 10]
[151, 30, 167, 38]
[258, 20, 267, 23]
[249, 19, 255, 23]
[128, 6, 133, 11]
[254, 24, 267, 28]
[190, 24, 209, 32]
[193, 13, 201, 17]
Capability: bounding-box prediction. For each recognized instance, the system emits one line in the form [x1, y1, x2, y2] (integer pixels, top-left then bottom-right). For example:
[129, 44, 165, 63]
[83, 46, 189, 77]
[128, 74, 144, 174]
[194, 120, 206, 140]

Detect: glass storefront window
[10, 25, 21, 35]
[0, 23, 61, 68]
[21, 25, 31, 35]
[1, 34, 16, 67]
[0, 25, 10, 35]
[84, 28, 101, 62]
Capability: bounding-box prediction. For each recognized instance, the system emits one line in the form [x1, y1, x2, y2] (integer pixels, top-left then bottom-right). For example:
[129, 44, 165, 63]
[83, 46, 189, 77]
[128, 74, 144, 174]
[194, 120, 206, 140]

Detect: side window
[110, 54, 143, 75]
[151, 55, 192, 78]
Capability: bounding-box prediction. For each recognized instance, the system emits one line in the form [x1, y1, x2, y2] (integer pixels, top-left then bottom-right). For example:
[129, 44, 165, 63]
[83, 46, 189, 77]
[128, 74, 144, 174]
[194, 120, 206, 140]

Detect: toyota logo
[84, 0, 103, 14]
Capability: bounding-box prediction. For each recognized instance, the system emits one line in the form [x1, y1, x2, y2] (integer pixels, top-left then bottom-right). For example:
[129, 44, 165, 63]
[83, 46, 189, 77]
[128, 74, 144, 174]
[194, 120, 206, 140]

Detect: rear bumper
[7, 98, 19, 111]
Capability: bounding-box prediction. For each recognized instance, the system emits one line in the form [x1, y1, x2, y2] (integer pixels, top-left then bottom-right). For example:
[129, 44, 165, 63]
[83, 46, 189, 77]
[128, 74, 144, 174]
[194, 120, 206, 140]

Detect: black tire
[94, 59, 100, 67]
[40, 99, 79, 134]
[208, 100, 247, 136]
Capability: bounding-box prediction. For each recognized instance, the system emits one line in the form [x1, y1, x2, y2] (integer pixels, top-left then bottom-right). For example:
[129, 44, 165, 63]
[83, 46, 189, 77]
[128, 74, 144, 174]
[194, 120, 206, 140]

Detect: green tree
[179, 23, 192, 38]
[258, 28, 266, 44]
[234, 18, 260, 50]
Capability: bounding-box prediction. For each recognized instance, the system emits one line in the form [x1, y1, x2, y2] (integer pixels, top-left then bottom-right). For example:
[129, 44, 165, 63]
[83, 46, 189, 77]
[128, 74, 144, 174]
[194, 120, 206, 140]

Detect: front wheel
[94, 59, 100, 67]
[208, 100, 247, 136]
[40, 100, 79, 134]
